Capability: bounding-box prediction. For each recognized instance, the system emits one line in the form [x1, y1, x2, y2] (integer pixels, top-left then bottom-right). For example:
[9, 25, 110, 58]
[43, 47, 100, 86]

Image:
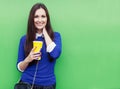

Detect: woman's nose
[38, 17, 42, 21]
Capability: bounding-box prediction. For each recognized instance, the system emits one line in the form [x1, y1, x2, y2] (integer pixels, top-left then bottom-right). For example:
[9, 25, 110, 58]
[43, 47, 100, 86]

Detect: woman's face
[34, 8, 47, 30]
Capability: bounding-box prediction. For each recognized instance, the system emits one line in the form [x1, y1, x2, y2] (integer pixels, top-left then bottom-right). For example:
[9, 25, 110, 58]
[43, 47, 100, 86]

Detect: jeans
[20, 80, 56, 89]
[33, 84, 56, 89]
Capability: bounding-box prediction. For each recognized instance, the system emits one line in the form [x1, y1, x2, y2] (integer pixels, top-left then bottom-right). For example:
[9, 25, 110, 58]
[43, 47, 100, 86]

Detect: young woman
[17, 3, 62, 89]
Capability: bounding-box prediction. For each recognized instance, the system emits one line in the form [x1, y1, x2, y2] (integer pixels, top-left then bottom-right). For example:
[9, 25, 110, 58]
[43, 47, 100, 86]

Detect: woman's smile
[34, 8, 47, 30]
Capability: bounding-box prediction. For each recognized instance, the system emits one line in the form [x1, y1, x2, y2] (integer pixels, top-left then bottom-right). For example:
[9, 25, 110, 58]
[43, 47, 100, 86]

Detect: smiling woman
[16, 3, 62, 89]
[34, 8, 47, 31]
[1, 0, 120, 89]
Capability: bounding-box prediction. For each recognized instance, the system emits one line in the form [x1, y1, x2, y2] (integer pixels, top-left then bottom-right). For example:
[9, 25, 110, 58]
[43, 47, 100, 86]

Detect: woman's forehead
[34, 8, 46, 15]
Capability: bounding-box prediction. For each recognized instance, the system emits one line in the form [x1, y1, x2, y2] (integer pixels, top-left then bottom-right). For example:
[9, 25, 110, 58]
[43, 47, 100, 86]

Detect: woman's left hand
[42, 27, 47, 35]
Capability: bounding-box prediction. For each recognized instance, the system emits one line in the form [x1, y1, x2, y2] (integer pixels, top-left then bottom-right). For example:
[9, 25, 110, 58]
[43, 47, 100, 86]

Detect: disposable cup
[33, 41, 43, 60]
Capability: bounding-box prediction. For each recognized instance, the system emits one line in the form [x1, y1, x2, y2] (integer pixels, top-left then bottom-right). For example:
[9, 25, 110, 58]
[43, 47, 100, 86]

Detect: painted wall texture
[0, 0, 120, 89]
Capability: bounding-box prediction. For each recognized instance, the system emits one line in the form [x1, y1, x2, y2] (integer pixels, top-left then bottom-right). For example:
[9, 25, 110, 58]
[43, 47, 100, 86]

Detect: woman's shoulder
[20, 35, 26, 42]
[54, 32, 61, 37]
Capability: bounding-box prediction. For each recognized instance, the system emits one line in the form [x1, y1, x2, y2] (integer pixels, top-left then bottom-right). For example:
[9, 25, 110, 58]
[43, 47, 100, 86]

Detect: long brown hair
[25, 3, 54, 56]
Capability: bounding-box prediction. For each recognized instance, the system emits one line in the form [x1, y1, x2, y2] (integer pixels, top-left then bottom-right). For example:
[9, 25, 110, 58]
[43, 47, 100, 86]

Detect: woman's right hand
[25, 47, 41, 63]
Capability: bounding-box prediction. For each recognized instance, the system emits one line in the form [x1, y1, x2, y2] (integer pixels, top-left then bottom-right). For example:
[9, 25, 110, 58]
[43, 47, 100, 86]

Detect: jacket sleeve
[17, 36, 26, 66]
[48, 32, 62, 59]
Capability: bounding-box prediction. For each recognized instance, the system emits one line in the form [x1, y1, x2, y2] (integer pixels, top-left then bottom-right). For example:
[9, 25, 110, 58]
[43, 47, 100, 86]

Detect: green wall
[0, 0, 120, 89]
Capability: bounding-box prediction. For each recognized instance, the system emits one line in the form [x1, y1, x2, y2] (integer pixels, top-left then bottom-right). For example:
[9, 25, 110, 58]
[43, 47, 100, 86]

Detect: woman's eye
[41, 15, 46, 18]
[34, 15, 39, 18]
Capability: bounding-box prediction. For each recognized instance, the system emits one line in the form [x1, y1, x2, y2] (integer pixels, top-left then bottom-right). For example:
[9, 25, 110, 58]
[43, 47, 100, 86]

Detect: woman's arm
[18, 48, 41, 72]
[17, 36, 41, 72]
[42, 27, 53, 46]
[43, 28, 62, 59]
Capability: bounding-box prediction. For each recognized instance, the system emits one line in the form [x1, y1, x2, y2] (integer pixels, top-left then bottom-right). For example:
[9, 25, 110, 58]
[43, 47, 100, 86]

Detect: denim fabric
[20, 80, 56, 89]
[33, 84, 56, 89]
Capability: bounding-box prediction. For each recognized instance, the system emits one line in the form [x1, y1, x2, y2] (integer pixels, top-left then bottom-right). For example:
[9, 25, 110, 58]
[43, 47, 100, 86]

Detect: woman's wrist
[24, 56, 31, 64]
[18, 57, 30, 72]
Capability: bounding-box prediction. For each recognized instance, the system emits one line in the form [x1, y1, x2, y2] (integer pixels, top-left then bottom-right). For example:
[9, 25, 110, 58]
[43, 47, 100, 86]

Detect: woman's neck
[37, 29, 43, 34]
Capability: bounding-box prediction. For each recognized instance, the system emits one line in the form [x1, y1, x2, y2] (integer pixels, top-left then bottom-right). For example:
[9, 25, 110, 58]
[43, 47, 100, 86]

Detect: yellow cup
[33, 41, 43, 60]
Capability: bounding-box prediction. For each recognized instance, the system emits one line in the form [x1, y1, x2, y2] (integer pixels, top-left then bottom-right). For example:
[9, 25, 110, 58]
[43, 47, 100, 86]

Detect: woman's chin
[36, 27, 43, 30]
[36, 25, 45, 29]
